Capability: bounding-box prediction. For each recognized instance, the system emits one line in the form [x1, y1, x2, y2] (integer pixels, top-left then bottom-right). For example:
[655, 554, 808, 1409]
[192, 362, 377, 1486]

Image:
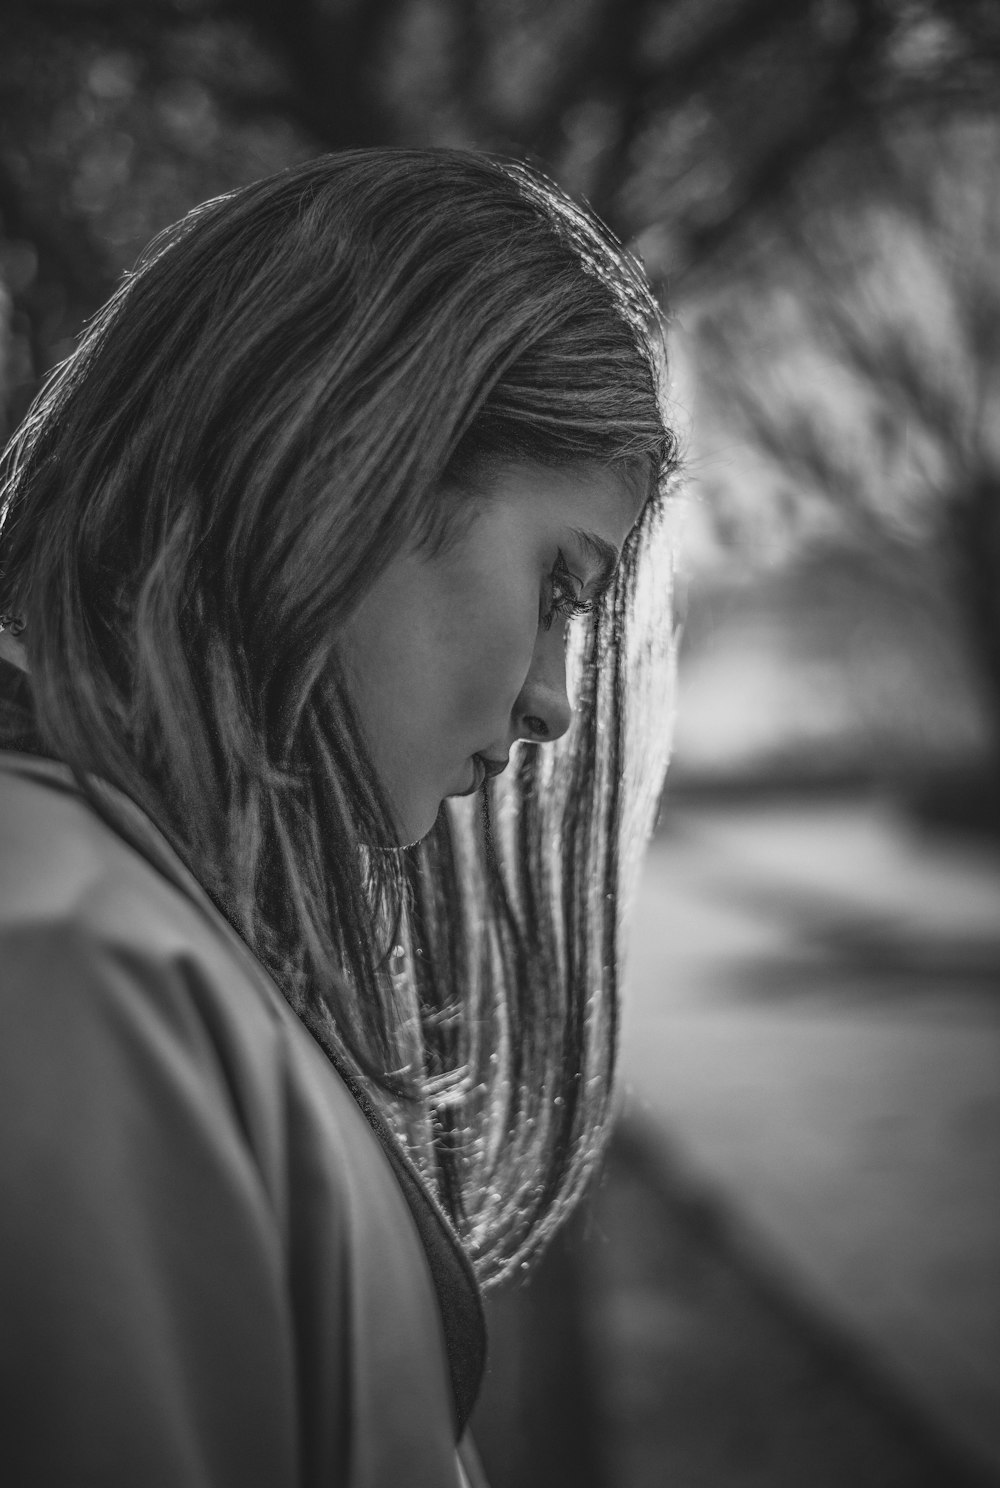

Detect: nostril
[525, 715, 549, 738]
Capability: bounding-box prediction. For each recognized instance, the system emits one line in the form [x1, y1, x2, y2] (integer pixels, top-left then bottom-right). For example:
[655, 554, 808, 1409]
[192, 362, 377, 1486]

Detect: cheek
[340, 546, 540, 783]
[447, 588, 537, 725]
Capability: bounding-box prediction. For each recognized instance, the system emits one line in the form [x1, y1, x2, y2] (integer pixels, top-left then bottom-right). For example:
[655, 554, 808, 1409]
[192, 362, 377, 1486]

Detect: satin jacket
[0, 659, 486, 1487]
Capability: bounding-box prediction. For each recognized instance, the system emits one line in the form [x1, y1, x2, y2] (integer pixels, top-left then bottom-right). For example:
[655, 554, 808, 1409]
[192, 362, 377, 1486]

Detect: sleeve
[0, 913, 301, 1488]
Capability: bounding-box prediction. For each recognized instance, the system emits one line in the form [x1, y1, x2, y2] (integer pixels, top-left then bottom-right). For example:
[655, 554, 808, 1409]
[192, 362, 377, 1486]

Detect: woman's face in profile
[340, 462, 643, 844]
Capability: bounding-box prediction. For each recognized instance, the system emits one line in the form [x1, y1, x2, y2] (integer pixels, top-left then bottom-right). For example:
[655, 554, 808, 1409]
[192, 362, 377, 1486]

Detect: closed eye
[540, 552, 599, 632]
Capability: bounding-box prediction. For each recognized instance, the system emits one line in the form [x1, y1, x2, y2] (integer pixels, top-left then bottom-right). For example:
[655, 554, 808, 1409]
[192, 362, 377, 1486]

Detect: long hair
[0, 149, 679, 1285]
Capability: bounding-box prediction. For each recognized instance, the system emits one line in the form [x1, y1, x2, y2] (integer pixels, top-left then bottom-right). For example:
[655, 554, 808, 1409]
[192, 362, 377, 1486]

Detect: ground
[474, 792, 1000, 1488]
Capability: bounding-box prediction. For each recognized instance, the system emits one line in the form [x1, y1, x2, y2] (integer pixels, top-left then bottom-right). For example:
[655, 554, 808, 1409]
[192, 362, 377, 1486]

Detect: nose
[513, 624, 573, 745]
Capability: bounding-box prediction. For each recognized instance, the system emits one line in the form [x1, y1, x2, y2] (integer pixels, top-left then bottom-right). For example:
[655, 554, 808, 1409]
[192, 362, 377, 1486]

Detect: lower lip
[454, 755, 486, 797]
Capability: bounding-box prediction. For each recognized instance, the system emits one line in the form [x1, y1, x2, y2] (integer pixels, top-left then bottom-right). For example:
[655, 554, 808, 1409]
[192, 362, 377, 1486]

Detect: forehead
[476, 460, 646, 550]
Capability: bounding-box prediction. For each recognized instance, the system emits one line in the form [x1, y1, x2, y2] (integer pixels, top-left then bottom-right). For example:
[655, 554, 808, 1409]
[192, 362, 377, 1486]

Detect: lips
[452, 756, 485, 797]
[453, 754, 508, 798]
[477, 754, 509, 780]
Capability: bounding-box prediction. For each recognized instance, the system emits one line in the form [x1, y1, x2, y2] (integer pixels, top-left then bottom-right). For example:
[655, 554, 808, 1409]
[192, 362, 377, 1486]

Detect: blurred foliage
[686, 113, 1000, 764]
[2, 0, 1000, 760]
[2, 0, 999, 424]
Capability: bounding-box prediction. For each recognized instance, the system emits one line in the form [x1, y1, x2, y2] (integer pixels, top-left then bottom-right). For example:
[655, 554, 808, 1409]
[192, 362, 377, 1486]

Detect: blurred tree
[688, 113, 1000, 780]
[3, 0, 1000, 435]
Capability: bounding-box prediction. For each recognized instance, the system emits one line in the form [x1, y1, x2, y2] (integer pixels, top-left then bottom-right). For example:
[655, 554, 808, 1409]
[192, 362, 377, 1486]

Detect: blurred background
[2, 2, 998, 1484]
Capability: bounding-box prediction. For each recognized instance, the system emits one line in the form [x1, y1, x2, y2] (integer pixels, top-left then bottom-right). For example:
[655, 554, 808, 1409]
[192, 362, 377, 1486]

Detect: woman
[0, 149, 678, 1486]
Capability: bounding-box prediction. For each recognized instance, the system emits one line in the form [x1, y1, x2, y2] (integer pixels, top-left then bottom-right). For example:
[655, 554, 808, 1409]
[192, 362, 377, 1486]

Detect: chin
[391, 799, 444, 849]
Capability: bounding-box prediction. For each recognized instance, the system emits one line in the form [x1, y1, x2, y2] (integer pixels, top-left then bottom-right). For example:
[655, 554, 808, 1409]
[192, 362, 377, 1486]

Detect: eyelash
[540, 553, 598, 632]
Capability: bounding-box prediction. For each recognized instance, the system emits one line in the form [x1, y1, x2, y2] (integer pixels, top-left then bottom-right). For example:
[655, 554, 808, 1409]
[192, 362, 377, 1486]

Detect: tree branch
[233, 0, 404, 147]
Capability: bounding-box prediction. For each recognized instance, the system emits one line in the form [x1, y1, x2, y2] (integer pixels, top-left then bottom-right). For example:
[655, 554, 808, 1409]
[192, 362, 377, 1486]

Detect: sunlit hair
[0, 149, 679, 1284]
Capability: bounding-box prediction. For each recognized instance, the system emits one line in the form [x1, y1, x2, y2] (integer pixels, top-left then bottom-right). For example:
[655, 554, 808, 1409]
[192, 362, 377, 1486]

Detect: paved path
[619, 795, 1000, 1476]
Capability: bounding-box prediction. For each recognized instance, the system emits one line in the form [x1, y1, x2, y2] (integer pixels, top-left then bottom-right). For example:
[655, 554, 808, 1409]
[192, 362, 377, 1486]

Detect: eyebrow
[569, 528, 620, 594]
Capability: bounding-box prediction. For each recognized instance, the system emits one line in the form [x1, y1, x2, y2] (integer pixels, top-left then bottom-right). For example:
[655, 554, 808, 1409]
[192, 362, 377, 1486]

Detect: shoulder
[0, 751, 296, 1037]
[0, 755, 278, 1109]
[0, 751, 368, 1217]
[0, 753, 287, 1180]
[0, 753, 412, 1217]
[0, 752, 236, 966]
[0, 751, 407, 1237]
